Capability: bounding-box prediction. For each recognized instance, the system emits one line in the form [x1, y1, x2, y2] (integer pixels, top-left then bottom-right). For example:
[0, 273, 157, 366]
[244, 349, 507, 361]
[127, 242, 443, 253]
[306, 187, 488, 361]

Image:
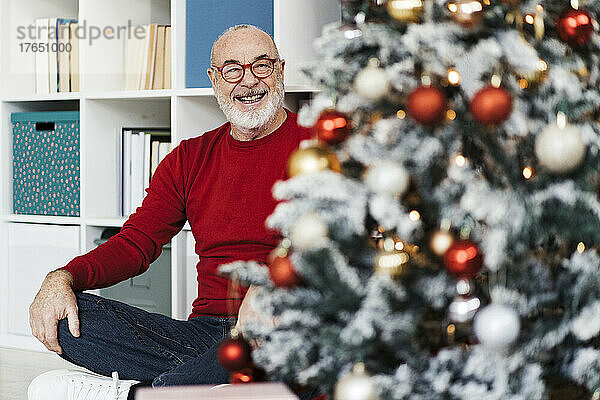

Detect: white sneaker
[28, 369, 139, 400]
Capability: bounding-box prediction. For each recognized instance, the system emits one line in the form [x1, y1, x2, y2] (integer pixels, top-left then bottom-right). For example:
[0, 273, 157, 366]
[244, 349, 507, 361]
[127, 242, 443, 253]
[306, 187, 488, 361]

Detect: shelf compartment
[80, 0, 171, 93]
[84, 224, 172, 317]
[6, 223, 80, 336]
[1, 0, 79, 98]
[83, 97, 170, 219]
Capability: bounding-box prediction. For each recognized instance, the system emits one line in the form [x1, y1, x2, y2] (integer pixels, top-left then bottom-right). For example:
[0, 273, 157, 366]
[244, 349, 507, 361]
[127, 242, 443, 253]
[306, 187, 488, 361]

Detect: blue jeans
[57, 292, 320, 399]
[57, 292, 232, 386]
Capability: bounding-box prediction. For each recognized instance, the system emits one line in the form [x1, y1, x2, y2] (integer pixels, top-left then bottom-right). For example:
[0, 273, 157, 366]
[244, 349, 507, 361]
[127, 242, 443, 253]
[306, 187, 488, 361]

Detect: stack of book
[121, 127, 172, 216]
[123, 24, 172, 90]
[34, 18, 80, 94]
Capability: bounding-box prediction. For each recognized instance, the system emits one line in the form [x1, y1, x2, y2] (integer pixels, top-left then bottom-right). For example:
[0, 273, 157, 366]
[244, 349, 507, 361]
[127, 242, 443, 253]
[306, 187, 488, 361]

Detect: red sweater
[62, 109, 311, 318]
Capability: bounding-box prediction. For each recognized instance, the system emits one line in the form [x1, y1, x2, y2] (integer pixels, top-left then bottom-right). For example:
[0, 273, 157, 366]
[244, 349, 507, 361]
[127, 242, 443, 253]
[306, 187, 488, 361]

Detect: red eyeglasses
[211, 58, 279, 83]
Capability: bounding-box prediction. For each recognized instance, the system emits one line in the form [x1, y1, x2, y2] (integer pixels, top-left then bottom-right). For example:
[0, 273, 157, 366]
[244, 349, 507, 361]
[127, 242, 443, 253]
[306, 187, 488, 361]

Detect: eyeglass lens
[221, 59, 275, 82]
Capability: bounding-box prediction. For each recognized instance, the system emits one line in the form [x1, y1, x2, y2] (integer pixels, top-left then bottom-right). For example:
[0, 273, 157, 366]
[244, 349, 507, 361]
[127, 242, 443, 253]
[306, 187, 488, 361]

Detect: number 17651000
[19, 42, 72, 53]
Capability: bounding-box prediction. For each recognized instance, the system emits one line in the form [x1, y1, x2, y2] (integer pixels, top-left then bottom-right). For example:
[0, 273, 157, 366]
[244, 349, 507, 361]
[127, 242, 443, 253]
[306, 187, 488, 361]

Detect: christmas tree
[219, 0, 600, 398]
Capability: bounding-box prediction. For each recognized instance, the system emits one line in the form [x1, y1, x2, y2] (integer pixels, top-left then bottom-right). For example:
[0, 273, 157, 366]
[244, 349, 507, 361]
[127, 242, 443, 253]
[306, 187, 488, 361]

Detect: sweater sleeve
[61, 139, 188, 291]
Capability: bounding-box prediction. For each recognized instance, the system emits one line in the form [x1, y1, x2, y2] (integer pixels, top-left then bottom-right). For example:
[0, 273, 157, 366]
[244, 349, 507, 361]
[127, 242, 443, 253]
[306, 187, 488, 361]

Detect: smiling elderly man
[27, 25, 312, 400]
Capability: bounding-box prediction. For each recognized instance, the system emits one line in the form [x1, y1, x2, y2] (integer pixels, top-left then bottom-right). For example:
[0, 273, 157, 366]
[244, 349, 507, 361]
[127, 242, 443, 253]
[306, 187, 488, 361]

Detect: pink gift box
[136, 382, 300, 400]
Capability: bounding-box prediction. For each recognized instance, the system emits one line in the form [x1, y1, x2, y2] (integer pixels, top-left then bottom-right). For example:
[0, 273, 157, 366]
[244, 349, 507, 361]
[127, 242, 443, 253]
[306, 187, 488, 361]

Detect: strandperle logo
[16, 20, 148, 46]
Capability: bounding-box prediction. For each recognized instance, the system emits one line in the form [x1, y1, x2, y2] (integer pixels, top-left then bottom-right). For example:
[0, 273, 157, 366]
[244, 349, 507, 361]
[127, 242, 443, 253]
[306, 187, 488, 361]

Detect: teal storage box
[11, 111, 80, 216]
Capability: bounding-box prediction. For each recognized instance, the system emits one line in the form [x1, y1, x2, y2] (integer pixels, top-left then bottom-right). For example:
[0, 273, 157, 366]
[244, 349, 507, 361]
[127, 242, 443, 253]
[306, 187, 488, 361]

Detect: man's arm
[29, 140, 188, 352]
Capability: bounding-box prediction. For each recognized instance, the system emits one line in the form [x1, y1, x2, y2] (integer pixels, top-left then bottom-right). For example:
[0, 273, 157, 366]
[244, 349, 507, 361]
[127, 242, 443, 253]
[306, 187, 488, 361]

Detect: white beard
[214, 74, 285, 133]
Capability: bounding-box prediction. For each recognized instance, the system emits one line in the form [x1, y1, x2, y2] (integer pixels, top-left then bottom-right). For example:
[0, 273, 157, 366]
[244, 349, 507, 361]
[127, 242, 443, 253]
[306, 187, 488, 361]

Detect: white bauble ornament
[290, 213, 328, 250]
[364, 161, 410, 196]
[535, 120, 586, 174]
[354, 60, 390, 101]
[334, 363, 378, 400]
[474, 304, 520, 351]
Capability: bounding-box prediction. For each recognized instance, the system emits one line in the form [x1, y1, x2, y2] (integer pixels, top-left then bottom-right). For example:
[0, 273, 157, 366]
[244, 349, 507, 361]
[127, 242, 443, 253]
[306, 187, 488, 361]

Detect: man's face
[208, 28, 285, 131]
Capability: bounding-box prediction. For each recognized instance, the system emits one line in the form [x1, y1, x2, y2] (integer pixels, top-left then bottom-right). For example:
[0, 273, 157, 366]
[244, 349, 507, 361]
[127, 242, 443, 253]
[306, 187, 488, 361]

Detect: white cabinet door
[7, 223, 80, 336]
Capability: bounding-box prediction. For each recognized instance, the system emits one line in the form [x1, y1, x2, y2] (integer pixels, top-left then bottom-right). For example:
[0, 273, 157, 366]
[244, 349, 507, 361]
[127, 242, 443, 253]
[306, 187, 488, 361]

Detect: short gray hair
[210, 24, 280, 65]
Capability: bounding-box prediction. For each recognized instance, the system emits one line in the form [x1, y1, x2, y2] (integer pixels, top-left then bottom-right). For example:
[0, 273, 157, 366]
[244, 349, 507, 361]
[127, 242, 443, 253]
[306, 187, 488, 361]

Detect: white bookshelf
[0, 0, 340, 351]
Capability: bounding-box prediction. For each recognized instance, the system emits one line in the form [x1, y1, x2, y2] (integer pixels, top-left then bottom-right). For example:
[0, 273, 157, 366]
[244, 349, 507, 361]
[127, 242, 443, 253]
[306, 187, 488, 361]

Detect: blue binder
[186, 0, 274, 88]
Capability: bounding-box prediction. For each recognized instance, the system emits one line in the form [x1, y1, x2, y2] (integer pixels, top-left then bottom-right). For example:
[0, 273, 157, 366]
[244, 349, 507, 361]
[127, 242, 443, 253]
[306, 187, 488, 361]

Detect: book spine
[122, 129, 132, 216]
[69, 22, 80, 91]
[143, 132, 151, 198]
[144, 24, 157, 90]
[152, 26, 165, 90]
[137, 25, 149, 90]
[158, 142, 171, 164]
[58, 21, 71, 92]
[151, 140, 160, 178]
[131, 132, 144, 212]
[164, 27, 172, 89]
[48, 18, 59, 93]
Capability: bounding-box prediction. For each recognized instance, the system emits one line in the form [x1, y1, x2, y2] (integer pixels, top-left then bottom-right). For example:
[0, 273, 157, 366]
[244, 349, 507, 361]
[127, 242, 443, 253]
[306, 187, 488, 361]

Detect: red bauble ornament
[407, 86, 447, 125]
[313, 110, 351, 145]
[556, 8, 594, 47]
[443, 239, 484, 279]
[470, 86, 512, 125]
[217, 337, 253, 372]
[269, 252, 302, 287]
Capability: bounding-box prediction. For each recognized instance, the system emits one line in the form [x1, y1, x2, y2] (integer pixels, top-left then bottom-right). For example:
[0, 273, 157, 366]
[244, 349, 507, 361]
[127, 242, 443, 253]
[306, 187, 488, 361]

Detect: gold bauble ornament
[374, 248, 410, 278]
[386, 0, 424, 23]
[287, 144, 342, 178]
[430, 229, 455, 256]
[447, 0, 485, 28]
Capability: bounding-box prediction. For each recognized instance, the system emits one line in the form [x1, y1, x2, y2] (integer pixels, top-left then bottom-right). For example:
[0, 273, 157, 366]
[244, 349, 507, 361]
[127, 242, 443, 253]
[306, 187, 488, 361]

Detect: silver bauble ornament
[290, 213, 328, 250]
[535, 115, 586, 174]
[364, 161, 410, 196]
[474, 304, 520, 351]
[334, 363, 378, 400]
[354, 59, 390, 101]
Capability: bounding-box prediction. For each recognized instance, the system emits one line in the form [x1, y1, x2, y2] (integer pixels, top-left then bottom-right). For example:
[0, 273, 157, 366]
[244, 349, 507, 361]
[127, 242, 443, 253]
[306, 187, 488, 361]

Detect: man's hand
[235, 285, 274, 348]
[29, 269, 80, 354]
